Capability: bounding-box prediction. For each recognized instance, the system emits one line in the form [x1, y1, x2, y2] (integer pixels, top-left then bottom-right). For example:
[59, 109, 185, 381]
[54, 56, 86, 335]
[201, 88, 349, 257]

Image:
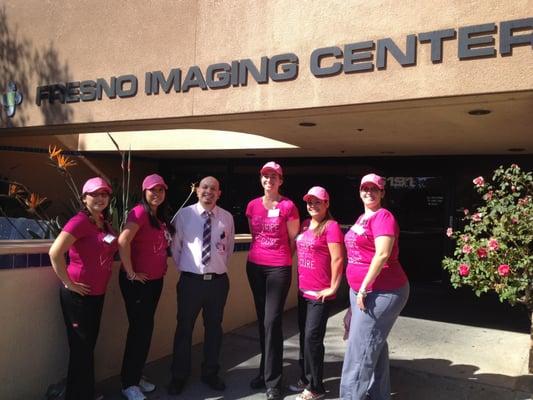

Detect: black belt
[182, 271, 227, 281]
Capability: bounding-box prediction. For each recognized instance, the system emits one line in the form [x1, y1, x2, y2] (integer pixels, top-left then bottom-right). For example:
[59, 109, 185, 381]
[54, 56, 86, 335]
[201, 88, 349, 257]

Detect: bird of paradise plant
[106, 133, 132, 231]
[48, 145, 83, 210]
[0, 180, 60, 238]
[24, 193, 47, 214]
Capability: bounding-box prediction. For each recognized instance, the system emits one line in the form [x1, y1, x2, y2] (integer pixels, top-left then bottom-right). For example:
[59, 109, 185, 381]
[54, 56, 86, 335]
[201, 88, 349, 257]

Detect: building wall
[1, 1, 532, 130]
[0, 250, 301, 400]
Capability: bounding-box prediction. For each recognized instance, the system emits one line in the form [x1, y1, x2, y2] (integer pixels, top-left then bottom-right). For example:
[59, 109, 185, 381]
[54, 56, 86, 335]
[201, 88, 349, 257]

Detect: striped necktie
[201, 211, 212, 266]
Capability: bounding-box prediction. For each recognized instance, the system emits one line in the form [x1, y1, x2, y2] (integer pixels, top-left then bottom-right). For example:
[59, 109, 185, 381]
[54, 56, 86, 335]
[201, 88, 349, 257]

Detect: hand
[343, 308, 352, 340]
[316, 287, 336, 302]
[128, 271, 149, 283]
[356, 292, 366, 311]
[134, 272, 149, 283]
[65, 281, 91, 296]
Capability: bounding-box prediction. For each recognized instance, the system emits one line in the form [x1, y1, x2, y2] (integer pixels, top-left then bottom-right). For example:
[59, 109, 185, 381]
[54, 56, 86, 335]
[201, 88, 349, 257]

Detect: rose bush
[442, 164, 533, 370]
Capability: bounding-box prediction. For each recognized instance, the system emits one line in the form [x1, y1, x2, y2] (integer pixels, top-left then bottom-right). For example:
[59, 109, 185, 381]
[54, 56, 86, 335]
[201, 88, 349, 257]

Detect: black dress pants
[297, 294, 330, 394]
[59, 286, 105, 400]
[119, 270, 164, 388]
[246, 262, 292, 390]
[171, 272, 230, 380]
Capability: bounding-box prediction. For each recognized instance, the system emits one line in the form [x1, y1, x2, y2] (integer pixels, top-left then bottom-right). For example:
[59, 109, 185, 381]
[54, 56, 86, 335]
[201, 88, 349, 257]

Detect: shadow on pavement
[390, 359, 533, 400]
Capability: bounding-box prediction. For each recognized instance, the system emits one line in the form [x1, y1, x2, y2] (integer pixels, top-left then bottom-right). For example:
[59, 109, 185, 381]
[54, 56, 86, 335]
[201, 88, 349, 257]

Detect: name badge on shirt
[103, 233, 116, 244]
[267, 208, 280, 218]
[351, 224, 365, 235]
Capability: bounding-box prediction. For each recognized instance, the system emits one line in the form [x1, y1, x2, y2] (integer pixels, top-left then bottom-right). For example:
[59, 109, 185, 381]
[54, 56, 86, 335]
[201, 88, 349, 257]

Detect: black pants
[297, 295, 330, 394]
[171, 272, 229, 380]
[119, 271, 164, 388]
[246, 262, 292, 389]
[59, 286, 105, 400]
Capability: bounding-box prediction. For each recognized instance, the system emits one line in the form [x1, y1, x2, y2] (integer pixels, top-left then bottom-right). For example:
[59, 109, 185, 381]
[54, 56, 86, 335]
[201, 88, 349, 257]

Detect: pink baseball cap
[260, 161, 283, 176]
[142, 174, 168, 190]
[82, 177, 112, 195]
[303, 186, 329, 202]
[360, 173, 385, 190]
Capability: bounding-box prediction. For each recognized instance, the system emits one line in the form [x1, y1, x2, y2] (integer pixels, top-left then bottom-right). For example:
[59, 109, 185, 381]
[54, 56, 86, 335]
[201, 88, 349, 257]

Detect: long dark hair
[140, 190, 175, 235]
[80, 195, 113, 233]
[312, 209, 334, 237]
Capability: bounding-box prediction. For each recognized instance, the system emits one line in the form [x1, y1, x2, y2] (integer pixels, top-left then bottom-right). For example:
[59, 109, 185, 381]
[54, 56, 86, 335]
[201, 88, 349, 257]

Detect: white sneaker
[296, 389, 325, 400]
[121, 385, 146, 400]
[139, 377, 156, 393]
[289, 378, 308, 392]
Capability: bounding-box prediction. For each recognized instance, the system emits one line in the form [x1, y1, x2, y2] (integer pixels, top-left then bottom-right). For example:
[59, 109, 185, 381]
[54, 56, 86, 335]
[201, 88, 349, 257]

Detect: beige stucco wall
[1, 0, 532, 131]
[0, 251, 300, 400]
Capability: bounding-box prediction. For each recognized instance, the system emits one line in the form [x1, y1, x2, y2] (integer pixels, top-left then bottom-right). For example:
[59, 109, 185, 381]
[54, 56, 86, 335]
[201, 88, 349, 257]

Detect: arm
[316, 242, 344, 302]
[49, 231, 91, 296]
[117, 221, 148, 283]
[171, 213, 184, 270]
[286, 218, 300, 256]
[226, 215, 235, 265]
[357, 235, 394, 310]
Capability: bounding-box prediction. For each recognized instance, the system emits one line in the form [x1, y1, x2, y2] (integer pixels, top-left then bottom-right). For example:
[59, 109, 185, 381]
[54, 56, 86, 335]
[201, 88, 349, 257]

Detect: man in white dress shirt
[168, 176, 235, 395]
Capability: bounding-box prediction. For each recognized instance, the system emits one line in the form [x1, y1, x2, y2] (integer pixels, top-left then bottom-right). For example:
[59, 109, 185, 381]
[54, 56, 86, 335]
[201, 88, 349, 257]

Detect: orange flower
[8, 183, 24, 197]
[24, 193, 47, 213]
[56, 154, 77, 170]
[48, 145, 62, 160]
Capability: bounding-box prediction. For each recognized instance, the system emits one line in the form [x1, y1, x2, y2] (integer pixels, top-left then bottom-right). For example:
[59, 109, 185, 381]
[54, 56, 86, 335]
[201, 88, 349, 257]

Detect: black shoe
[201, 375, 226, 391]
[250, 375, 266, 389]
[168, 378, 186, 395]
[266, 387, 282, 400]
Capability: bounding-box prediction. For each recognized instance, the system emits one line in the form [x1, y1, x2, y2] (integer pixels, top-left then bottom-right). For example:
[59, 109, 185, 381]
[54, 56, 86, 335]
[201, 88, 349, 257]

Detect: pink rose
[471, 213, 483, 222]
[446, 227, 453, 237]
[487, 238, 499, 251]
[518, 197, 529, 206]
[463, 208, 469, 215]
[476, 247, 488, 258]
[462, 244, 473, 254]
[473, 176, 485, 187]
[511, 164, 519, 169]
[497, 264, 510, 277]
[512, 217, 518, 224]
[458, 264, 470, 277]
[484, 191, 494, 201]
[461, 235, 470, 243]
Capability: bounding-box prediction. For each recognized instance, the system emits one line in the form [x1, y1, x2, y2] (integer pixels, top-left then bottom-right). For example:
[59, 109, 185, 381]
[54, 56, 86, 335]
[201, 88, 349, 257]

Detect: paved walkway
[97, 303, 533, 400]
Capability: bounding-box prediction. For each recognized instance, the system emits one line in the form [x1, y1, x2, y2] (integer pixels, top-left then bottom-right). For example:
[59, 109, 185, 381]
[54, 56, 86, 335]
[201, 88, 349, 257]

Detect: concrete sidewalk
[98, 305, 533, 400]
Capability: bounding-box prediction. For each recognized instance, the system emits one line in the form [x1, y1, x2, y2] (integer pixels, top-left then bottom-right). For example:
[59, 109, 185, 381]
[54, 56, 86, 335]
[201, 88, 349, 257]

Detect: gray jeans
[340, 284, 409, 400]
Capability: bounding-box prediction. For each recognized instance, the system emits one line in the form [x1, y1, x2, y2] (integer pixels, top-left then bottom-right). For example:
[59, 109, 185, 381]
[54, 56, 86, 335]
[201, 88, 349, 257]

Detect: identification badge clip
[103, 234, 116, 244]
[267, 208, 280, 218]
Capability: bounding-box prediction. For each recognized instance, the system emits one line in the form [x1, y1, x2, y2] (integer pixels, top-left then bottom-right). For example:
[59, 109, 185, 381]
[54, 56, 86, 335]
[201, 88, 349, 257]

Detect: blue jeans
[340, 284, 409, 400]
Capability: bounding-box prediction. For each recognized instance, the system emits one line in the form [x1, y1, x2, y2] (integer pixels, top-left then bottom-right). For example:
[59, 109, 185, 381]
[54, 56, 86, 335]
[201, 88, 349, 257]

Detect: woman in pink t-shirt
[246, 161, 300, 400]
[49, 177, 118, 400]
[117, 174, 173, 400]
[340, 173, 409, 400]
[291, 186, 344, 400]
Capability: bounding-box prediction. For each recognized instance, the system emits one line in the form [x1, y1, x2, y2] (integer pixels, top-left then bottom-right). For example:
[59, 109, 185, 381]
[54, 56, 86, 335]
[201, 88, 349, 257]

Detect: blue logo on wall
[1, 81, 23, 118]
